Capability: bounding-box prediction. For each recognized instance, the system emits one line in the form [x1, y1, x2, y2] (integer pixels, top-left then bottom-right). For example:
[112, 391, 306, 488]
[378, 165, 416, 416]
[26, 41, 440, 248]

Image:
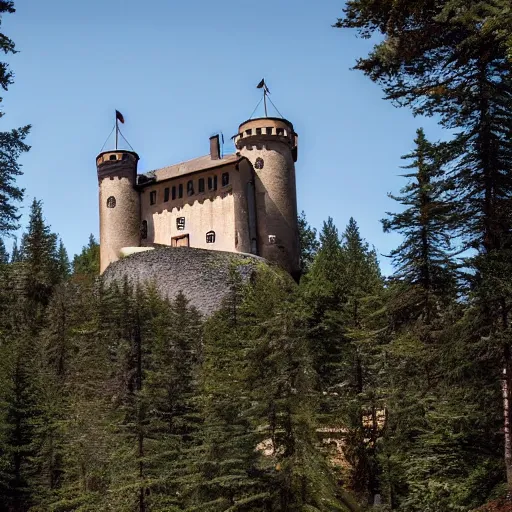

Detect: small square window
[150, 191, 157, 205]
[208, 175, 217, 191]
[206, 231, 215, 243]
[266, 127, 273, 135]
[164, 187, 170, 202]
[256, 128, 262, 135]
[109, 154, 117, 161]
[178, 184, 183, 198]
[222, 172, 229, 187]
[177, 217, 185, 230]
[172, 186, 176, 200]
[276, 128, 284, 136]
[187, 180, 194, 196]
[198, 178, 205, 193]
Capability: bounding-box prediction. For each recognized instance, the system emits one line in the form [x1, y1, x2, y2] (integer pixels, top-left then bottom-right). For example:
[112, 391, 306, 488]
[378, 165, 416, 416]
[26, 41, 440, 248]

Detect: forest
[2, 0, 512, 511]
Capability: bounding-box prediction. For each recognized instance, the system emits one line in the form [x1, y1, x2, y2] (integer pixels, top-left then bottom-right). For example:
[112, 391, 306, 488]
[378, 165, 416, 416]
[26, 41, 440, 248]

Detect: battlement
[234, 118, 298, 162]
[96, 150, 139, 183]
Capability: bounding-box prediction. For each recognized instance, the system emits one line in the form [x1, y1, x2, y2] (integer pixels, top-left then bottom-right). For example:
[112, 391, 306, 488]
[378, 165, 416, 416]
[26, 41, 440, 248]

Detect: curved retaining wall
[102, 246, 279, 316]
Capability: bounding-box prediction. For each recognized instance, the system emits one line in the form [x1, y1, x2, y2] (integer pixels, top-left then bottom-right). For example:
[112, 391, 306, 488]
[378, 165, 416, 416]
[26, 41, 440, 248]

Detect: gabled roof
[138, 153, 240, 186]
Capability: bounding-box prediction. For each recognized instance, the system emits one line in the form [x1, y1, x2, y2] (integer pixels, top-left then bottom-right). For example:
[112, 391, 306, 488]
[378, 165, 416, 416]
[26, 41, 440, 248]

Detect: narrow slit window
[206, 231, 215, 244]
[198, 178, 205, 193]
[178, 184, 183, 198]
[150, 191, 157, 205]
[176, 217, 185, 230]
[172, 186, 176, 200]
[187, 180, 194, 196]
[164, 187, 170, 202]
[107, 196, 116, 208]
[222, 172, 229, 187]
[141, 220, 148, 239]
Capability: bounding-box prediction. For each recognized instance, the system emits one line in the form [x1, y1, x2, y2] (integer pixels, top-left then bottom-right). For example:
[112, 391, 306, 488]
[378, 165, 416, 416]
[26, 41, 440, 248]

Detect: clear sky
[3, 0, 445, 274]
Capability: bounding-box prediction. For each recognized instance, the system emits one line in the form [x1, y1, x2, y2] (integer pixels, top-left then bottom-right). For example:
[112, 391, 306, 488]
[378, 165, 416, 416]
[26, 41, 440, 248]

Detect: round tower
[234, 117, 300, 277]
[96, 150, 140, 274]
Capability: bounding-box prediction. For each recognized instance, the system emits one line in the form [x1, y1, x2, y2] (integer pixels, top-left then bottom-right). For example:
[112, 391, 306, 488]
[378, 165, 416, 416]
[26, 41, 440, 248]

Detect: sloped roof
[140, 153, 240, 185]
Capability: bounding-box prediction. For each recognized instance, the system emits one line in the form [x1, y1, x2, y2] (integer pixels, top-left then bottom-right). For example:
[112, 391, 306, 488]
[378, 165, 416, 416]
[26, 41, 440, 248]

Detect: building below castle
[97, 115, 300, 278]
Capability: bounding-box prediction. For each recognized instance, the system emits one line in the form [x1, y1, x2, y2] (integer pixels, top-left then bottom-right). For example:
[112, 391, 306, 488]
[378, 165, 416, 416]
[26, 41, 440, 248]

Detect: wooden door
[172, 235, 189, 247]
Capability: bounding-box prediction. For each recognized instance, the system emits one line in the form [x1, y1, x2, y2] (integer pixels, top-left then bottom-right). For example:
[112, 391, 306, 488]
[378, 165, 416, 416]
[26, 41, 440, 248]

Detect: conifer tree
[0, 238, 8, 264]
[382, 128, 457, 326]
[72, 234, 99, 278]
[0, 1, 30, 238]
[194, 272, 268, 511]
[298, 211, 319, 276]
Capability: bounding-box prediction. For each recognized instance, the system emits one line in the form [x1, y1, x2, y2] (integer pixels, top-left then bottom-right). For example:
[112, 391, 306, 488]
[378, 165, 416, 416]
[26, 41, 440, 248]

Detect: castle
[97, 114, 300, 278]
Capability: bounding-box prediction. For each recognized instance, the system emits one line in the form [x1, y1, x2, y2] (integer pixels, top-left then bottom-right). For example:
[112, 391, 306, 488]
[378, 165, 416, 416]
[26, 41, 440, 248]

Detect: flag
[257, 78, 265, 89]
[115, 110, 125, 124]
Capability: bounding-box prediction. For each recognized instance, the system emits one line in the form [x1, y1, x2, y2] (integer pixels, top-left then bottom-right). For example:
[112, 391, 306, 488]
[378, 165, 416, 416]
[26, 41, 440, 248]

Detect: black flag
[257, 79, 270, 93]
[115, 110, 125, 124]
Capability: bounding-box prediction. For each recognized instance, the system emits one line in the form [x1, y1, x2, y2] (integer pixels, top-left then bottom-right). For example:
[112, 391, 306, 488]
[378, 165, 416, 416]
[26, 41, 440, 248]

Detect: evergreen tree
[10, 237, 20, 263]
[382, 128, 457, 326]
[298, 211, 319, 276]
[0, 1, 30, 238]
[0, 238, 8, 264]
[19, 199, 61, 317]
[72, 234, 99, 278]
[56, 239, 70, 281]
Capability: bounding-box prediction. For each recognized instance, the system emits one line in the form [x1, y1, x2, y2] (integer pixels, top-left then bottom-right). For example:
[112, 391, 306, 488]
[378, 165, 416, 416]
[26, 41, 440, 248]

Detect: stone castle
[97, 114, 300, 279]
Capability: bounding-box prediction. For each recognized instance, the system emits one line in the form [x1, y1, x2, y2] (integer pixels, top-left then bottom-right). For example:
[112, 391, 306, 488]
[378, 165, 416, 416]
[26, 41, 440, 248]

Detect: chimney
[209, 134, 221, 160]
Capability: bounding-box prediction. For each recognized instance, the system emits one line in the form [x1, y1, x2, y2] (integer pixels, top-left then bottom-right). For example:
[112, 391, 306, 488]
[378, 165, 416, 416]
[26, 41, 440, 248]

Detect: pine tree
[382, 128, 457, 326]
[10, 237, 20, 263]
[298, 211, 319, 276]
[193, 272, 268, 511]
[0, 239, 8, 264]
[337, 1, 512, 499]
[72, 234, 99, 278]
[56, 239, 70, 281]
[243, 267, 353, 511]
[18, 199, 61, 319]
[0, 1, 30, 238]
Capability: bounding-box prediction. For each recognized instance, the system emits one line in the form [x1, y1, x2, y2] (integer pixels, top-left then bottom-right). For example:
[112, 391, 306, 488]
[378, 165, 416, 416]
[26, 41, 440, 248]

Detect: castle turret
[97, 150, 140, 273]
[234, 117, 300, 277]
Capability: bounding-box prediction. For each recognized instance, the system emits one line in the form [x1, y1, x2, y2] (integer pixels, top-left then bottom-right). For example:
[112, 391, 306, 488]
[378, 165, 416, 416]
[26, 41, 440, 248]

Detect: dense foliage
[2, 0, 512, 510]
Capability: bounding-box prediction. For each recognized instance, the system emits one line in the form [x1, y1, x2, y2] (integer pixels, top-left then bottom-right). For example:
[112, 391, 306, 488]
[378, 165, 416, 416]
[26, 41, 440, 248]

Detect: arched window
[150, 191, 157, 205]
[107, 196, 116, 208]
[255, 157, 264, 170]
[141, 220, 148, 239]
[206, 231, 215, 243]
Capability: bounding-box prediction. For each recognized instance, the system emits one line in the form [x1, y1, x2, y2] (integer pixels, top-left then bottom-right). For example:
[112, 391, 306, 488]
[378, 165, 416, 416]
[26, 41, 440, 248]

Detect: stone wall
[101, 246, 284, 316]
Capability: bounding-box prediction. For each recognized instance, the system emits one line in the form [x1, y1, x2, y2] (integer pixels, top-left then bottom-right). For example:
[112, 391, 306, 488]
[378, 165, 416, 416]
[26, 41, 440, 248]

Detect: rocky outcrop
[102, 246, 273, 315]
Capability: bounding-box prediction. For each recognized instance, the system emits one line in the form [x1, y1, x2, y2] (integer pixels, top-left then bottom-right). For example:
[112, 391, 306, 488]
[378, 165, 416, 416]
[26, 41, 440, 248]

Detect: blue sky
[3, 0, 445, 274]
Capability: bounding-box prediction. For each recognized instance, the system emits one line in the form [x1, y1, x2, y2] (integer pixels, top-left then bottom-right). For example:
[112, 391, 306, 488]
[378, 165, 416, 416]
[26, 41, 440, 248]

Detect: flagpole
[115, 113, 118, 150]
[263, 88, 268, 117]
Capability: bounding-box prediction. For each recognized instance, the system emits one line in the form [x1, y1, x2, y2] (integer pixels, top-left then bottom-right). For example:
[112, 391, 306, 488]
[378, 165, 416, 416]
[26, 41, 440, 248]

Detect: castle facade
[97, 116, 300, 277]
